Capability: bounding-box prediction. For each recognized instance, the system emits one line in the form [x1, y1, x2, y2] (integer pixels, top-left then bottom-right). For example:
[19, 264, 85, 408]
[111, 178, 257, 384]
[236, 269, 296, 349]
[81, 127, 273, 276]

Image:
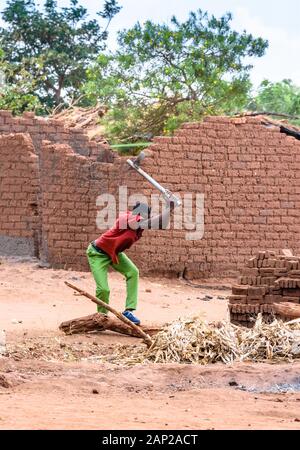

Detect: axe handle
[126, 160, 181, 206]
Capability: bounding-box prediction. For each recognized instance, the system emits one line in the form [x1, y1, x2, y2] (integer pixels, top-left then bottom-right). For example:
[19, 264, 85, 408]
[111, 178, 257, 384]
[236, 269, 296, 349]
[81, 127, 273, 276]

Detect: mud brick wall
[0, 133, 40, 256]
[0, 110, 113, 159]
[105, 155, 181, 274]
[1, 113, 300, 277]
[39, 141, 112, 269]
[0, 110, 113, 263]
[123, 116, 300, 277]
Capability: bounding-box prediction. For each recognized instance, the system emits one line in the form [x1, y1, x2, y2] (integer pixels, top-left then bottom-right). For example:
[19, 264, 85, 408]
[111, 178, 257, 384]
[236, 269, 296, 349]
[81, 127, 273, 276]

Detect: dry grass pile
[106, 315, 300, 366]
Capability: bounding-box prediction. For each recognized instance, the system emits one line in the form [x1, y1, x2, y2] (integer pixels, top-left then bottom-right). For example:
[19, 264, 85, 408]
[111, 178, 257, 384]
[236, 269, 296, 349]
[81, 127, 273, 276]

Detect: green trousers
[86, 243, 139, 314]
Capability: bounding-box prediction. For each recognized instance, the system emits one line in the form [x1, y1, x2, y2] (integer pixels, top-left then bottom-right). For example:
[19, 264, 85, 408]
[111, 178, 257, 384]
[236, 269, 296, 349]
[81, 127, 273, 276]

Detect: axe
[126, 151, 181, 207]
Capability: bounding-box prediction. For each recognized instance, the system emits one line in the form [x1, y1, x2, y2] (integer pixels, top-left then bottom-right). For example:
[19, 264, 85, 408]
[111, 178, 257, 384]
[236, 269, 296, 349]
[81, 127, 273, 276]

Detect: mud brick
[276, 278, 294, 289]
[235, 305, 242, 313]
[242, 268, 259, 276]
[247, 298, 262, 305]
[288, 270, 300, 278]
[274, 269, 288, 277]
[275, 259, 286, 268]
[248, 286, 266, 297]
[284, 256, 299, 263]
[260, 276, 275, 286]
[257, 259, 263, 268]
[283, 288, 300, 297]
[232, 285, 249, 295]
[240, 304, 253, 313]
[260, 268, 275, 275]
[253, 276, 261, 285]
[262, 259, 277, 268]
[265, 250, 276, 258]
[267, 258, 276, 268]
[287, 261, 299, 270]
[269, 286, 282, 294]
[261, 304, 268, 313]
[289, 279, 298, 288]
[282, 260, 290, 269]
[247, 256, 258, 268]
[258, 251, 266, 260]
[264, 295, 282, 304]
[229, 295, 247, 304]
[238, 276, 249, 285]
[281, 249, 293, 257]
[263, 304, 274, 313]
[275, 277, 285, 287]
[253, 276, 261, 286]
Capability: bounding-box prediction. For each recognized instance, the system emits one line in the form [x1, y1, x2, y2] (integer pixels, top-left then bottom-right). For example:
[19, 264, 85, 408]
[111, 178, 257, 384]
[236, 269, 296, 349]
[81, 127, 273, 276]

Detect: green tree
[0, 49, 42, 114]
[249, 79, 300, 123]
[83, 10, 268, 142]
[0, 0, 121, 110]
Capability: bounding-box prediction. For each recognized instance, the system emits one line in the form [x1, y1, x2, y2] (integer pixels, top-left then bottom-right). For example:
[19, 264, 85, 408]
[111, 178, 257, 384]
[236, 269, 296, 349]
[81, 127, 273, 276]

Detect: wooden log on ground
[272, 302, 300, 319]
[59, 313, 161, 338]
[64, 281, 152, 346]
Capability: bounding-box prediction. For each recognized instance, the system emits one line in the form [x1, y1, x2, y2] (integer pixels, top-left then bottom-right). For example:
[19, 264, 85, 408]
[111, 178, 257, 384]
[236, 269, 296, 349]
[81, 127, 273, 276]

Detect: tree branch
[235, 111, 300, 120]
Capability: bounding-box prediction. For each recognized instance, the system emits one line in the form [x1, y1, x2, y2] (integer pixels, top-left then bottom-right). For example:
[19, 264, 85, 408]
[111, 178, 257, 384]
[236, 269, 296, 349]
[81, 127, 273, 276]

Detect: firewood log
[59, 313, 161, 338]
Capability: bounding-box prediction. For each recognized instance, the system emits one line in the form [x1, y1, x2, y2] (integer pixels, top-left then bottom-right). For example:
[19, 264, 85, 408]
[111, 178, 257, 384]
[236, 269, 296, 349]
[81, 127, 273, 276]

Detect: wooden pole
[64, 281, 152, 347]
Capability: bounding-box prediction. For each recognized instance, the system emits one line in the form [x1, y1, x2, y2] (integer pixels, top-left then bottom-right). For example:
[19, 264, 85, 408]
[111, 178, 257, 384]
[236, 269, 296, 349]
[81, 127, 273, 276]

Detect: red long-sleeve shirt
[94, 211, 143, 264]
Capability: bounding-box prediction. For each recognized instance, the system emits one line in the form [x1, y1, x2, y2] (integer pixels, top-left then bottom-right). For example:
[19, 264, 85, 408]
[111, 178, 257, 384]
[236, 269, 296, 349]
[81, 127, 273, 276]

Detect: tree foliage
[0, 49, 42, 114]
[0, 0, 121, 110]
[83, 10, 268, 142]
[249, 79, 300, 123]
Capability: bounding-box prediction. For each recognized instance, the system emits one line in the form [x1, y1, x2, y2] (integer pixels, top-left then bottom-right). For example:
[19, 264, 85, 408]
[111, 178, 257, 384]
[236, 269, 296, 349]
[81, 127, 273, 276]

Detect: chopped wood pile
[229, 250, 300, 327]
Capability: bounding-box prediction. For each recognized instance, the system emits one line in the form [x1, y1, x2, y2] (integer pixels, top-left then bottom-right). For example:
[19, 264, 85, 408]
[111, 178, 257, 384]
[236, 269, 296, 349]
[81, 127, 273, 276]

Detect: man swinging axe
[87, 151, 181, 325]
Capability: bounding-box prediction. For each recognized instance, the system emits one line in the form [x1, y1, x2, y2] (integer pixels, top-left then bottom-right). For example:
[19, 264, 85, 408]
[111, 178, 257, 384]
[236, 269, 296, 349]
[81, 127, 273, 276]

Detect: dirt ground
[1, 257, 300, 430]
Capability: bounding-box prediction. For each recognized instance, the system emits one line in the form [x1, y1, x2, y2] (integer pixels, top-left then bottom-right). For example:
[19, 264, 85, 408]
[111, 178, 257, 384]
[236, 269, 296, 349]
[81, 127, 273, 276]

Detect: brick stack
[229, 250, 300, 327]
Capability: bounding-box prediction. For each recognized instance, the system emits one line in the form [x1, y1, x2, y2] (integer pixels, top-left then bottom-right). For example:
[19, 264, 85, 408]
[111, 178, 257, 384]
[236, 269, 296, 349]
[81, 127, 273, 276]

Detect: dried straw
[105, 315, 300, 366]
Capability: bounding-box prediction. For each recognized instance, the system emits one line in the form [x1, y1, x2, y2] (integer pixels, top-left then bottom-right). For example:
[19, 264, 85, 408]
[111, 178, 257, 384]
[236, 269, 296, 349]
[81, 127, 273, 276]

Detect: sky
[0, 0, 299, 89]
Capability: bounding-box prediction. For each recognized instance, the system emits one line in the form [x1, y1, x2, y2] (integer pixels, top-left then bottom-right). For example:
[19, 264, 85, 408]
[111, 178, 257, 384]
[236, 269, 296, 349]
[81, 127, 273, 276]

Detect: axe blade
[126, 156, 182, 207]
[132, 151, 146, 167]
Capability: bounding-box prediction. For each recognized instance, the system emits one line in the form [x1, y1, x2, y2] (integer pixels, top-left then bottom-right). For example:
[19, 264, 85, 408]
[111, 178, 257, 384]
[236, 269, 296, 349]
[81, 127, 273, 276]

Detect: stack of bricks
[229, 250, 300, 327]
